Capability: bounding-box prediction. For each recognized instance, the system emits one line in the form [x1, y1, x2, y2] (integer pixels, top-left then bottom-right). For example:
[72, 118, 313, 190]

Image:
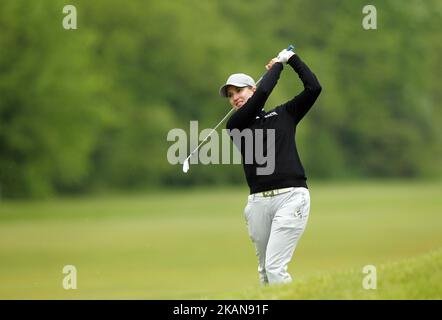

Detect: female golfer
[219, 47, 321, 285]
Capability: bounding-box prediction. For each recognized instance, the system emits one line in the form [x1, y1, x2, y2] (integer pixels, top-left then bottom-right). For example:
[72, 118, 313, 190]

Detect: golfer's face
[227, 86, 255, 110]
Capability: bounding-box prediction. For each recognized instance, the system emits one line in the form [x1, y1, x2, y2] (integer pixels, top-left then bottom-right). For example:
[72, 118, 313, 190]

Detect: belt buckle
[263, 190, 275, 197]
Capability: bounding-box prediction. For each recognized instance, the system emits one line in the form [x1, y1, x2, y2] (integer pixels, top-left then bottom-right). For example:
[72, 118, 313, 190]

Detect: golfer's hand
[265, 58, 279, 70]
[276, 48, 295, 64]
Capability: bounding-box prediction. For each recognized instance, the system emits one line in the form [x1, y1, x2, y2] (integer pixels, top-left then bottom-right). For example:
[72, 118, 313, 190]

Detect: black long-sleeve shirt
[226, 54, 322, 194]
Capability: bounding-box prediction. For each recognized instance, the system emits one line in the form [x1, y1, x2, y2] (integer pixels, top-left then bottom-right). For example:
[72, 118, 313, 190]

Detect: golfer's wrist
[287, 53, 298, 65]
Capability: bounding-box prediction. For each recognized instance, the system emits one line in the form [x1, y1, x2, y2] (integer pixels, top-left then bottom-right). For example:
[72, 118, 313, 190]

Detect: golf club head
[183, 158, 190, 173]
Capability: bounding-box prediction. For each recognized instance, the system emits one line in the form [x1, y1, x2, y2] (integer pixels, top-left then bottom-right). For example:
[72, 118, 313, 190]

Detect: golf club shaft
[185, 44, 295, 161]
[184, 71, 263, 163]
[185, 108, 234, 161]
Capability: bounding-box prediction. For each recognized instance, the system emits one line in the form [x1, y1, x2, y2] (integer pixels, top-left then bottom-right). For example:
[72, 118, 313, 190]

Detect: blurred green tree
[0, 0, 440, 198]
[0, 1, 108, 197]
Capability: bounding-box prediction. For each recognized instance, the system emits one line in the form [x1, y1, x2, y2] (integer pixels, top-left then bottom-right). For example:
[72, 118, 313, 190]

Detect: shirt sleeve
[280, 54, 322, 124]
[226, 63, 283, 131]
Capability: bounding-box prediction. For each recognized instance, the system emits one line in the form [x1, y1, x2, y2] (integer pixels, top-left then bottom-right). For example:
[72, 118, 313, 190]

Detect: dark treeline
[1, 0, 441, 198]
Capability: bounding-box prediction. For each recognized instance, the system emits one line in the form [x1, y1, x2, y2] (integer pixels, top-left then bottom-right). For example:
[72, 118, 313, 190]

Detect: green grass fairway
[0, 180, 441, 299]
[228, 248, 442, 299]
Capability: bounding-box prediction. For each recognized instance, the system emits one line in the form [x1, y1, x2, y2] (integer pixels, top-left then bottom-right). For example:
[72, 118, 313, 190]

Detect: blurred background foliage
[0, 0, 441, 198]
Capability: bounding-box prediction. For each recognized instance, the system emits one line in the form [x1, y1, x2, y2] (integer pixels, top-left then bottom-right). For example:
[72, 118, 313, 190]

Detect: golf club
[183, 45, 295, 173]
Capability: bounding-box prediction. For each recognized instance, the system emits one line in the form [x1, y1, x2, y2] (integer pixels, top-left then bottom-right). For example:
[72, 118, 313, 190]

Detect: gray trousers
[244, 187, 310, 285]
